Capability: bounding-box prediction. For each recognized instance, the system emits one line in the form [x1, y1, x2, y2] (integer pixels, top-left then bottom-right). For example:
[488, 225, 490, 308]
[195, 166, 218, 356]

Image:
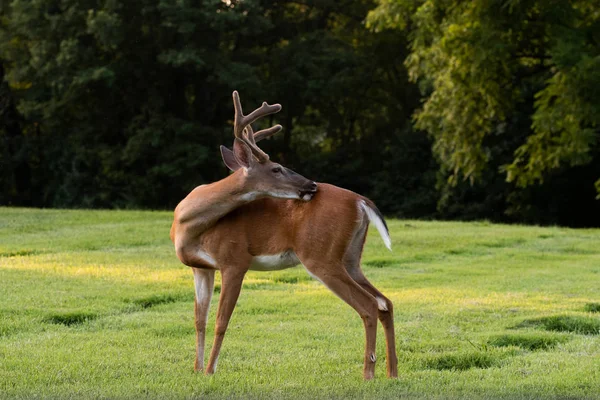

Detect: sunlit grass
[1, 207, 599, 399]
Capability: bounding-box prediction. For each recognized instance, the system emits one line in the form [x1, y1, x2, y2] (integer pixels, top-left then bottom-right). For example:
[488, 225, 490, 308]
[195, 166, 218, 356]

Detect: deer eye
[272, 167, 282, 174]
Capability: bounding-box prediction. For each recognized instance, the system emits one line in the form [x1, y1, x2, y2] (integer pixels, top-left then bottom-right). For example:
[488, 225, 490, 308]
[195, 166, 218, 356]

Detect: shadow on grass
[488, 333, 570, 351]
[423, 351, 502, 371]
[514, 315, 600, 335]
[364, 258, 398, 268]
[271, 275, 312, 284]
[584, 302, 600, 313]
[43, 312, 98, 326]
[43, 293, 194, 328]
[480, 238, 527, 248]
[130, 293, 192, 309]
[0, 249, 45, 257]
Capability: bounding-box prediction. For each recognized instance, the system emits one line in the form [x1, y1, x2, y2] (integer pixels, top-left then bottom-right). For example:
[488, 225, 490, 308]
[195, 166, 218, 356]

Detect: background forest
[1, 0, 599, 227]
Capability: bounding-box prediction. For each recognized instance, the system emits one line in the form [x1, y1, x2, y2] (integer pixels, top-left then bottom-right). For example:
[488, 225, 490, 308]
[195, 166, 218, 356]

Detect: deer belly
[249, 251, 300, 271]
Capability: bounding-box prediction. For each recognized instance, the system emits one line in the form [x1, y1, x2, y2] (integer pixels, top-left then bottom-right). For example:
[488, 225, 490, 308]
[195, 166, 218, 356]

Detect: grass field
[1, 207, 599, 399]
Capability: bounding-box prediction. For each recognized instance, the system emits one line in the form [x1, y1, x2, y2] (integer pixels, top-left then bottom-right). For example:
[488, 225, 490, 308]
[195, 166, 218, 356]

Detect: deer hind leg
[345, 221, 398, 378]
[192, 268, 215, 372]
[205, 268, 246, 375]
[302, 260, 380, 380]
[346, 265, 398, 378]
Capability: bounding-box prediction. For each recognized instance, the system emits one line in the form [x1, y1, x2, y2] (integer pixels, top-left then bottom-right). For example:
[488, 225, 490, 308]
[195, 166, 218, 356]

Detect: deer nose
[310, 182, 317, 191]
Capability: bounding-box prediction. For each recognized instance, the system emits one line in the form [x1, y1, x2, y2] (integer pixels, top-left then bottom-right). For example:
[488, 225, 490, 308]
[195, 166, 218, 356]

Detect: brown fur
[200, 184, 359, 262]
[172, 181, 397, 379]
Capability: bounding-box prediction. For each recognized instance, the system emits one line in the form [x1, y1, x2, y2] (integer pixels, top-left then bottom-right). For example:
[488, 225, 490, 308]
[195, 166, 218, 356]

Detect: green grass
[584, 302, 600, 313]
[514, 315, 600, 335]
[487, 332, 570, 351]
[1, 207, 600, 399]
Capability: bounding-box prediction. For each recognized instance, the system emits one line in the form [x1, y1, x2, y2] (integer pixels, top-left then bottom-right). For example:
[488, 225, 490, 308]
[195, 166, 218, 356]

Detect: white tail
[360, 200, 392, 251]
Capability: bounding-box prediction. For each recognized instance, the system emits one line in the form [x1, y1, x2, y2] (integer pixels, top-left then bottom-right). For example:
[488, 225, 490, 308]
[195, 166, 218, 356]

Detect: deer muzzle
[299, 181, 318, 201]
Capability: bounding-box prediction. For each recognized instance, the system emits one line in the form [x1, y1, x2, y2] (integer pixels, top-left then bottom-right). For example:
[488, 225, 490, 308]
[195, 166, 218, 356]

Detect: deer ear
[220, 145, 241, 171]
[232, 138, 255, 170]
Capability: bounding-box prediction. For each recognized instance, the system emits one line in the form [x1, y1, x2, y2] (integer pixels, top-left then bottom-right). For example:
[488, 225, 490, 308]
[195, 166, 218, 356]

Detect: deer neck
[174, 170, 261, 238]
[204, 169, 260, 211]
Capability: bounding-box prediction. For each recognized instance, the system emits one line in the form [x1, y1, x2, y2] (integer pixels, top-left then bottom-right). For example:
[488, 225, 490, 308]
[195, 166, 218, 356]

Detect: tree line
[1, 0, 599, 227]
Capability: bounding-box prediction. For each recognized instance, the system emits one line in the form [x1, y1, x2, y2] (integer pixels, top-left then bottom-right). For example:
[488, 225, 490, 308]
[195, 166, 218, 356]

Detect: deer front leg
[205, 268, 246, 375]
[302, 262, 380, 380]
[192, 268, 215, 372]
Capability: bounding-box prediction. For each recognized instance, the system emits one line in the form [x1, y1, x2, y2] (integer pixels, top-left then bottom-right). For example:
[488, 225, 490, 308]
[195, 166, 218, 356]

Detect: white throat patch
[240, 192, 260, 202]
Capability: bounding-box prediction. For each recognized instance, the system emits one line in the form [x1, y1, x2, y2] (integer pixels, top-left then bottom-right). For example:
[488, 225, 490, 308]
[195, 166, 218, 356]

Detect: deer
[170, 91, 397, 380]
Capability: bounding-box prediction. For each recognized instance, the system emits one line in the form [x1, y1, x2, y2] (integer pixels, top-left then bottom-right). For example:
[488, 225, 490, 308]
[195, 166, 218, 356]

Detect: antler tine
[243, 125, 270, 161]
[232, 91, 246, 140]
[253, 124, 282, 143]
[245, 101, 281, 126]
[232, 90, 282, 162]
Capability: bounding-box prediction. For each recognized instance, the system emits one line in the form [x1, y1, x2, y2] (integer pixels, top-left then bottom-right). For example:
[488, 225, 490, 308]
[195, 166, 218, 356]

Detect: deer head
[220, 91, 317, 201]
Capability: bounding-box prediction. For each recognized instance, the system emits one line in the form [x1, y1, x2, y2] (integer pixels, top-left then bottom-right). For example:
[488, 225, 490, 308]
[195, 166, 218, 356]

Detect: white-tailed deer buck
[170, 91, 397, 380]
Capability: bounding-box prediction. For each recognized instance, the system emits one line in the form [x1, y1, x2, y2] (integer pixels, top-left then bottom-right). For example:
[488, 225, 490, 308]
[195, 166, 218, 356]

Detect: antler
[232, 91, 282, 162]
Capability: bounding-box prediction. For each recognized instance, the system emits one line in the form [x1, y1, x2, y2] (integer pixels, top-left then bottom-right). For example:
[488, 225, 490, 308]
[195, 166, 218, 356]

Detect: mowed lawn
[0, 207, 599, 399]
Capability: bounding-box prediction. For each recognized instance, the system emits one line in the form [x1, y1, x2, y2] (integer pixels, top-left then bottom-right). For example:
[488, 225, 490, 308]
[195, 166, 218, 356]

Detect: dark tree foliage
[0, 0, 437, 217]
[2, 0, 599, 226]
[0, 60, 30, 205]
[369, 0, 600, 226]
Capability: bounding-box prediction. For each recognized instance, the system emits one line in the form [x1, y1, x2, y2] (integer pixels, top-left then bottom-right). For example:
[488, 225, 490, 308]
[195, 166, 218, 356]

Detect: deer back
[198, 183, 363, 269]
